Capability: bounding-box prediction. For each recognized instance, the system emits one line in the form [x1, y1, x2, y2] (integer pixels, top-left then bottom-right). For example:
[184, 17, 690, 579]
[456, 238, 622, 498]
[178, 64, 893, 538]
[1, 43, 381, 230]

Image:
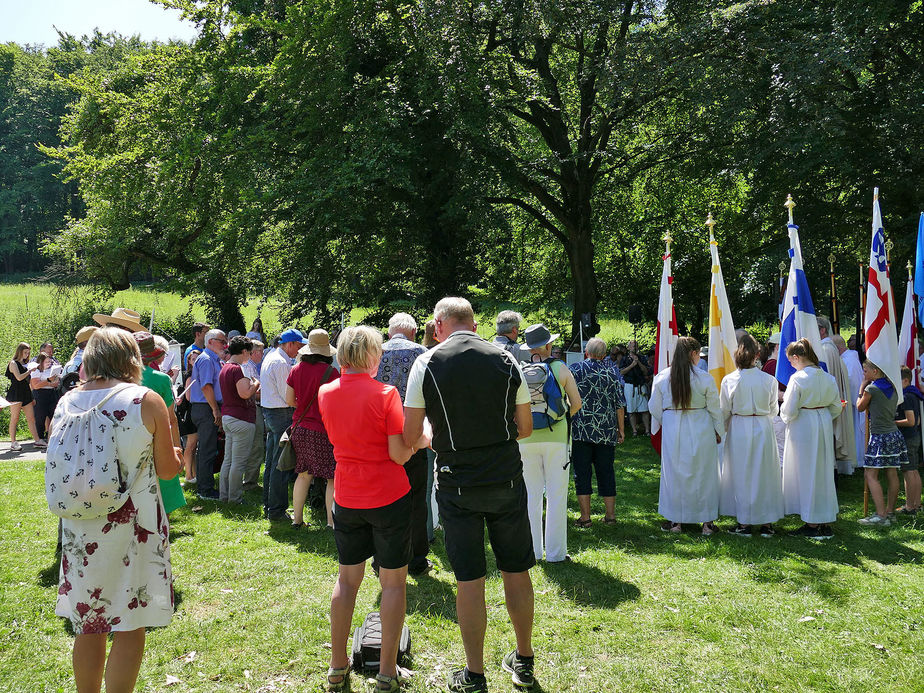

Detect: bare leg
[329, 563, 364, 677]
[104, 628, 146, 693]
[73, 633, 106, 693]
[904, 470, 922, 510]
[577, 494, 591, 521]
[292, 472, 313, 525]
[641, 412, 651, 435]
[885, 468, 899, 514]
[603, 496, 616, 520]
[377, 565, 408, 679]
[456, 577, 487, 674]
[325, 480, 335, 527]
[22, 402, 41, 442]
[8, 402, 21, 442]
[184, 432, 198, 479]
[501, 570, 534, 657]
[866, 468, 886, 517]
[629, 413, 640, 435]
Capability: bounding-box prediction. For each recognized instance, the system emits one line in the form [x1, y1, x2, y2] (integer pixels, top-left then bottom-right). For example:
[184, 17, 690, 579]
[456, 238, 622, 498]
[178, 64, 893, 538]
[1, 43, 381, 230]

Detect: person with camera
[619, 340, 651, 436]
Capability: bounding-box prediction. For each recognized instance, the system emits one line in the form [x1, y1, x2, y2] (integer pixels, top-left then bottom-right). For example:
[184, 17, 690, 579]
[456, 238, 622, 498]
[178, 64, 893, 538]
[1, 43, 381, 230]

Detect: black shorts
[332, 493, 411, 570]
[900, 437, 921, 473]
[437, 476, 535, 582]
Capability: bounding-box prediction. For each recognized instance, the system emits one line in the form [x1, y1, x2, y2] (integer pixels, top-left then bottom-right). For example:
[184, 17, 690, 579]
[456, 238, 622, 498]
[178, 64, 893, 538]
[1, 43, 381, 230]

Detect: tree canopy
[4, 1, 922, 337]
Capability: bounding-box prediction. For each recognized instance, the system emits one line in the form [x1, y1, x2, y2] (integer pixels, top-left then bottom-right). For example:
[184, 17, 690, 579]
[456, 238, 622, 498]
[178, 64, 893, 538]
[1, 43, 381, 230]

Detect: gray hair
[434, 297, 475, 325]
[204, 328, 226, 344]
[153, 335, 170, 355]
[388, 312, 417, 336]
[496, 310, 523, 336]
[586, 337, 607, 358]
[816, 316, 832, 335]
[830, 334, 847, 352]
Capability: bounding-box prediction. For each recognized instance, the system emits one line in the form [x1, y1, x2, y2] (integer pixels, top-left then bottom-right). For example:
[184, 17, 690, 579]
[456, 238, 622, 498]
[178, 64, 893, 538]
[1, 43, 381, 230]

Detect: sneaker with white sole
[858, 513, 891, 526]
[502, 650, 535, 689]
[10, 441, 22, 452]
[448, 668, 488, 693]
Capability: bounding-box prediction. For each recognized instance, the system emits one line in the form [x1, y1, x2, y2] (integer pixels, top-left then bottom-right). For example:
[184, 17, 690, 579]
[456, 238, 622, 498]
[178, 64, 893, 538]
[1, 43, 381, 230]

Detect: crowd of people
[17, 300, 921, 692]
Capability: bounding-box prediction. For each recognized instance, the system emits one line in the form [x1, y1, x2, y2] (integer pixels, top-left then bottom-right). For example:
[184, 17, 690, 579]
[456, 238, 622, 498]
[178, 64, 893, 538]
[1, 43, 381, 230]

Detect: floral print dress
[54, 384, 173, 634]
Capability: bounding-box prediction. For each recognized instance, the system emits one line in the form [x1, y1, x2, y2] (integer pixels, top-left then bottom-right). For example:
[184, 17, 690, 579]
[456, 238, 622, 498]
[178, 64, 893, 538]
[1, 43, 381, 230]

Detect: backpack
[521, 358, 567, 431]
[351, 611, 412, 673]
[45, 384, 134, 520]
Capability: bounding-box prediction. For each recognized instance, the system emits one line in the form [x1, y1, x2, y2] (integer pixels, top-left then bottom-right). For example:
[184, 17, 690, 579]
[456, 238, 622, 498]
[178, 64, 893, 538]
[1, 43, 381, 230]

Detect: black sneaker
[815, 524, 834, 540]
[448, 668, 488, 693]
[759, 524, 777, 537]
[730, 524, 752, 537]
[502, 650, 535, 688]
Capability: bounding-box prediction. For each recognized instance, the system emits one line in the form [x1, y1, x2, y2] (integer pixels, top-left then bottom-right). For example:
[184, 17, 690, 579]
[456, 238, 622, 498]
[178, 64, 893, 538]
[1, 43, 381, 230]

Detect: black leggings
[32, 388, 58, 439]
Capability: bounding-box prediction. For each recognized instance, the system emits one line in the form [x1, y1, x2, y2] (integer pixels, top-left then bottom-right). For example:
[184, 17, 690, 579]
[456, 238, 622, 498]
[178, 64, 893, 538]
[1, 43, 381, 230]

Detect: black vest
[421, 333, 523, 487]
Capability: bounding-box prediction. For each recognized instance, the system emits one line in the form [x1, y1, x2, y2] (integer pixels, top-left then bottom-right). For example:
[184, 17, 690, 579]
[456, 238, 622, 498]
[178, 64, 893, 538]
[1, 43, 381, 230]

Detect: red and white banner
[652, 243, 679, 452]
[864, 188, 903, 403]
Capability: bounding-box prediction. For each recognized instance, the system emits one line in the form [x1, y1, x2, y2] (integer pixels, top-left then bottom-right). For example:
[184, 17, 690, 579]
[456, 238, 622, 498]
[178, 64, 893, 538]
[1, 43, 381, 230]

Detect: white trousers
[520, 441, 569, 562]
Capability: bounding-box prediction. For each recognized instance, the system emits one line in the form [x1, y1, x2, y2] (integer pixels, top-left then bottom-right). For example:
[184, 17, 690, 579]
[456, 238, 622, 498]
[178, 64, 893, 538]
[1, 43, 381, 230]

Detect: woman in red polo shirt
[318, 326, 429, 693]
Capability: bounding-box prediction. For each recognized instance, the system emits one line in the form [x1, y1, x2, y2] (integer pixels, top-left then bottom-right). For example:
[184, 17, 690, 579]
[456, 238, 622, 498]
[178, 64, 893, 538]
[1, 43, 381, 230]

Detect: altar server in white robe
[817, 317, 856, 474]
[719, 335, 784, 536]
[834, 334, 866, 464]
[780, 338, 843, 539]
[649, 336, 724, 535]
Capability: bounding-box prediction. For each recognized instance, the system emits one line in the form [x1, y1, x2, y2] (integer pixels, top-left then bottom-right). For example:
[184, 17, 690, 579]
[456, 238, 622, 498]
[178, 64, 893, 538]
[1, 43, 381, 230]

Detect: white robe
[841, 348, 867, 465]
[718, 368, 784, 525]
[780, 366, 842, 523]
[820, 338, 856, 474]
[649, 368, 724, 523]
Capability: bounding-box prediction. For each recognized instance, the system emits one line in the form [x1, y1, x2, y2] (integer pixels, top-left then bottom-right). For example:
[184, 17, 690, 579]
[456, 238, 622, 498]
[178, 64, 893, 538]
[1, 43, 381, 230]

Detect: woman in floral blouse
[51, 327, 182, 693]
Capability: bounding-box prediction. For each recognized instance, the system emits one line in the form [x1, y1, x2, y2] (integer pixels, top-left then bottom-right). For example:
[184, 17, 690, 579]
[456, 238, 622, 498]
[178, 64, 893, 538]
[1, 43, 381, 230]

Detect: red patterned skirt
[292, 426, 336, 479]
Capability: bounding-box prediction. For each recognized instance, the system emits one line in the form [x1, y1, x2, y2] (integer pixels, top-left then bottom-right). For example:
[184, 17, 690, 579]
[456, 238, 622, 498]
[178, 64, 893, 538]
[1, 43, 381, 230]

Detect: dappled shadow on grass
[539, 559, 641, 608]
[38, 558, 59, 588]
[267, 519, 339, 557]
[401, 573, 458, 620]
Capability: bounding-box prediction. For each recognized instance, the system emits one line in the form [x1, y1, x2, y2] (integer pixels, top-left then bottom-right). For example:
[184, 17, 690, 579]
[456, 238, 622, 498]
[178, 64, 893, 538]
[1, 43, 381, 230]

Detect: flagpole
[858, 262, 867, 350]
[778, 261, 786, 329]
[828, 253, 839, 334]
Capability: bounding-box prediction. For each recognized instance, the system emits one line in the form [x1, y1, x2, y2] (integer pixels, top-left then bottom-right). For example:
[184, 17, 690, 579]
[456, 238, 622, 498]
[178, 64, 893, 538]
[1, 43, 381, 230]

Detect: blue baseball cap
[279, 328, 308, 344]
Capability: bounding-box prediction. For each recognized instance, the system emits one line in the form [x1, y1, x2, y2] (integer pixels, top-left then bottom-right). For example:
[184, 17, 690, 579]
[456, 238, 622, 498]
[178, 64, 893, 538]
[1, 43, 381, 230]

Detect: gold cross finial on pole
[784, 194, 796, 225]
[779, 260, 787, 277]
[827, 253, 835, 271]
[885, 238, 894, 263]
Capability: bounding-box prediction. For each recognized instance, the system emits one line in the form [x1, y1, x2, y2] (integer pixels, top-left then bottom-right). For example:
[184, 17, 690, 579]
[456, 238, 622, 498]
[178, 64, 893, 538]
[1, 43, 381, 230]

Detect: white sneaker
[858, 513, 891, 526]
[10, 441, 22, 451]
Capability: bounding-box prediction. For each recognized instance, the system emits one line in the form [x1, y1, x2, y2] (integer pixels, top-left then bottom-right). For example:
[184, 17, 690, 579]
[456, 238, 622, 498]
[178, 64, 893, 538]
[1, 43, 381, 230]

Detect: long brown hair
[785, 338, 819, 367]
[670, 336, 701, 409]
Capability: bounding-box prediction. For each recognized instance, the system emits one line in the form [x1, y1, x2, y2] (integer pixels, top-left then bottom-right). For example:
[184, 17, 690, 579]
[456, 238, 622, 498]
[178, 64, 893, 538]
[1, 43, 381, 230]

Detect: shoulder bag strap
[290, 365, 335, 429]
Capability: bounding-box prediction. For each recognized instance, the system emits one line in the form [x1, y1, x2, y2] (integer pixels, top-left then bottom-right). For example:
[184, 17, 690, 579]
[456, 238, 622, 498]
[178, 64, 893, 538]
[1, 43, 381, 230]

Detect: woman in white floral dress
[52, 327, 182, 693]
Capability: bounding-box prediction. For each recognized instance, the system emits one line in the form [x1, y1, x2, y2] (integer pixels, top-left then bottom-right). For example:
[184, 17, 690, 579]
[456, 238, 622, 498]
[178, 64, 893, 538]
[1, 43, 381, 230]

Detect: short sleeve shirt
[569, 358, 626, 445]
[287, 361, 339, 431]
[897, 389, 921, 443]
[190, 348, 223, 404]
[219, 362, 255, 423]
[319, 373, 409, 509]
[866, 383, 898, 435]
[141, 367, 175, 408]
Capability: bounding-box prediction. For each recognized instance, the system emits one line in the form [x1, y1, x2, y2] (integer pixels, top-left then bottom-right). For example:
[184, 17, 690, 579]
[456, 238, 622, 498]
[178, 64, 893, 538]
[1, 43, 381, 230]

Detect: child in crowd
[718, 334, 784, 536]
[895, 366, 923, 515]
[780, 339, 842, 539]
[649, 336, 724, 535]
[856, 360, 908, 525]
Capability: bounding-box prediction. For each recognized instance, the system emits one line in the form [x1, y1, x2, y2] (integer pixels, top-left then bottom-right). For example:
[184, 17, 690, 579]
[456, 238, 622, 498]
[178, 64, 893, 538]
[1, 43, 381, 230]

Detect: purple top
[219, 362, 255, 423]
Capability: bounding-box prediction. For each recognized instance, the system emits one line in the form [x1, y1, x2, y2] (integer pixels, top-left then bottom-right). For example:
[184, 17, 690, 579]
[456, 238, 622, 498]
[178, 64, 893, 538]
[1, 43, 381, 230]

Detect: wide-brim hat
[93, 307, 145, 333]
[298, 329, 337, 357]
[75, 326, 98, 344]
[523, 323, 559, 350]
[132, 331, 165, 365]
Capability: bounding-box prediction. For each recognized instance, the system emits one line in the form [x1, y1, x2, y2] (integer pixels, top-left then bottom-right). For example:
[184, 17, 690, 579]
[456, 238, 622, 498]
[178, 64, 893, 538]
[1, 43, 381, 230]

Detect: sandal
[575, 518, 592, 529]
[374, 665, 413, 691]
[603, 517, 617, 525]
[291, 521, 306, 530]
[327, 661, 351, 691]
[896, 506, 919, 515]
[701, 522, 719, 536]
[661, 521, 682, 533]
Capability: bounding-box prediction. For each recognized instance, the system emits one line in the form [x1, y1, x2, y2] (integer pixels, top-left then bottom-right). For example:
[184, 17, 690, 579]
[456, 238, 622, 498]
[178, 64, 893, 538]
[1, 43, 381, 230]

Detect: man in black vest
[404, 297, 536, 692]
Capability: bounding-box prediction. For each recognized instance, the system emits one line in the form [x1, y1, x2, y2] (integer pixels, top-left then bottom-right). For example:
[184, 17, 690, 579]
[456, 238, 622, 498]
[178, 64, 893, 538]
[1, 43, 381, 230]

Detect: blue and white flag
[776, 223, 825, 386]
[914, 212, 924, 328]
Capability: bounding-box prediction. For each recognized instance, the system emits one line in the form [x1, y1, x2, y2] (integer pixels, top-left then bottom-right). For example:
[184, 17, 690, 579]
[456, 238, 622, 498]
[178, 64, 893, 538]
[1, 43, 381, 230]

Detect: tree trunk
[203, 275, 245, 334]
[564, 206, 600, 340]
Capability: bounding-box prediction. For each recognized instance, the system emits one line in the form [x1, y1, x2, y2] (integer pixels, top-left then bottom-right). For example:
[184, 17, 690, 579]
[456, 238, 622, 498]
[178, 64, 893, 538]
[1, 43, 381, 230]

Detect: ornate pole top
[778, 260, 787, 275]
[908, 259, 914, 277]
[705, 211, 716, 234]
[784, 194, 796, 225]
[827, 253, 835, 270]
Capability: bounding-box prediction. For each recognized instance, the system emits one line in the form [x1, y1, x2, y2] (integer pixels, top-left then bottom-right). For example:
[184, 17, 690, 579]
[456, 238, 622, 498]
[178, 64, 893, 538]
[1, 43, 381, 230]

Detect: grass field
[2, 438, 923, 692]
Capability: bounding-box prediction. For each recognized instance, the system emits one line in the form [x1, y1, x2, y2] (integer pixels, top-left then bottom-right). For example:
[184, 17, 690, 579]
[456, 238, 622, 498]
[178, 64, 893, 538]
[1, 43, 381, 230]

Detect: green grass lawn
[2, 438, 923, 692]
